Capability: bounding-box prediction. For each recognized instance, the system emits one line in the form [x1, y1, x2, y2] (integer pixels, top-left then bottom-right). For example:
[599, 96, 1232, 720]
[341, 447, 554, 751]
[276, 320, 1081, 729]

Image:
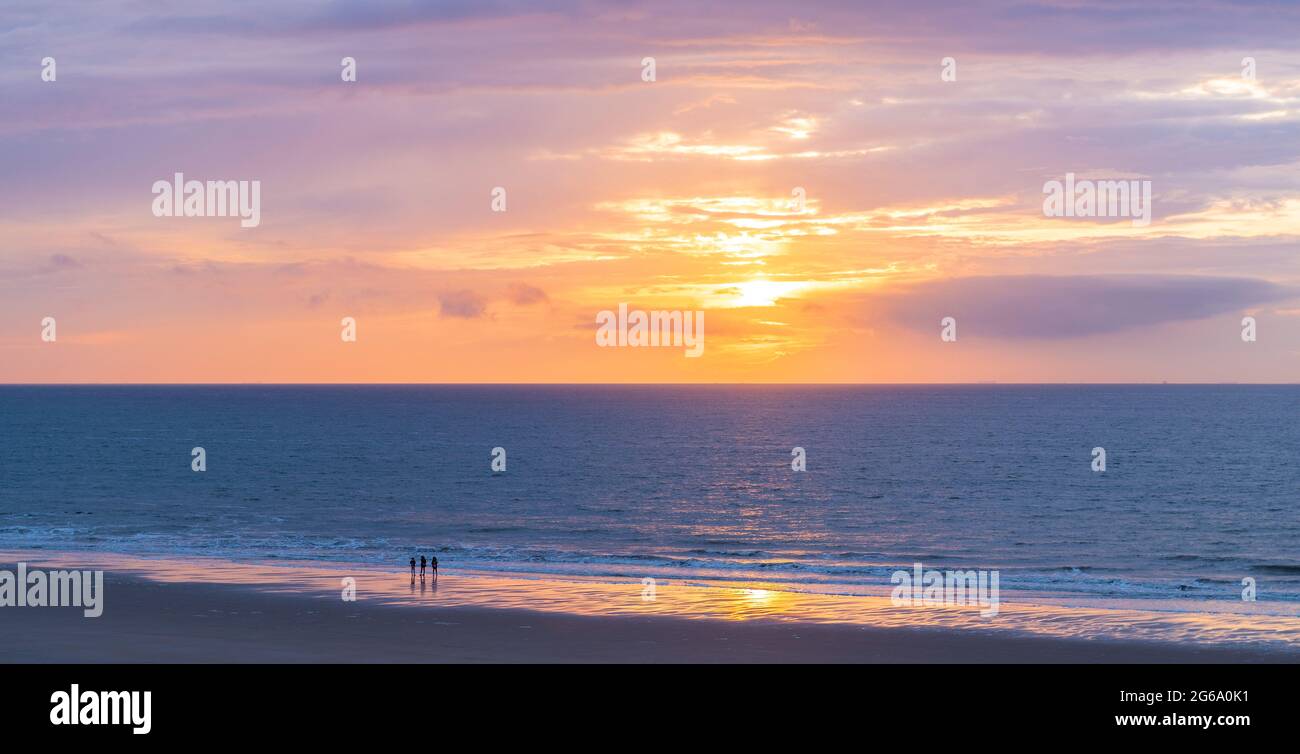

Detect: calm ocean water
[1, 385, 1298, 604]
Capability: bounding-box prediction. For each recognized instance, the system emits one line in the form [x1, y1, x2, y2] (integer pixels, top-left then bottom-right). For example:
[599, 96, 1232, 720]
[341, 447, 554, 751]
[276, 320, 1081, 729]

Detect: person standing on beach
[419, 555, 427, 581]
[431, 555, 438, 582]
[409, 556, 416, 582]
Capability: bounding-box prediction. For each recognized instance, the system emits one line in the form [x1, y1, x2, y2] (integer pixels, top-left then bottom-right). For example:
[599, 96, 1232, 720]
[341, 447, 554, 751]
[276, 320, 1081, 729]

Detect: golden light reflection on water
[6, 551, 1299, 651]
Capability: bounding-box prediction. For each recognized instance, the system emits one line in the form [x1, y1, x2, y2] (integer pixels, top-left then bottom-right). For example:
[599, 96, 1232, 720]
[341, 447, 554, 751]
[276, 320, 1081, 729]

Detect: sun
[729, 278, 803, 307]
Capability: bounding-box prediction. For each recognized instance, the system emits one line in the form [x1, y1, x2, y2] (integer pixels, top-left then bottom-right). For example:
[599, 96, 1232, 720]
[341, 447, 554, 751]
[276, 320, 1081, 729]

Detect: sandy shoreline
[2, 569, 1297, 663]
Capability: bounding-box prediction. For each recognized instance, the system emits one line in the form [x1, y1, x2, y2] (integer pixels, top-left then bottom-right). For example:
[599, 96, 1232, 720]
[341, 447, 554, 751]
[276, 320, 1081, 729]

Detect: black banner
[0, 662, 1286, 742]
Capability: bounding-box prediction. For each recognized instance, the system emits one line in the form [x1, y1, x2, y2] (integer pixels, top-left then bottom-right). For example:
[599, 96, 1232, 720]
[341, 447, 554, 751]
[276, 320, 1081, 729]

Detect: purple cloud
[506, 282, 548, 306]
[878, 275, 1295, 338]
[438, 289, 487, 318]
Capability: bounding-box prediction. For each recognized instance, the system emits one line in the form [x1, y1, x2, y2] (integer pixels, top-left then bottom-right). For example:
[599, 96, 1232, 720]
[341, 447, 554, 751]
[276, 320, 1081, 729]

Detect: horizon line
[1, 381, 1296, 387]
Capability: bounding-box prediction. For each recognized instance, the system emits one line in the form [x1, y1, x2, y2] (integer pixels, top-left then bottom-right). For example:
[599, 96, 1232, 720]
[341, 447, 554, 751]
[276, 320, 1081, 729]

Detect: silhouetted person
[409, 557, 416, 582]
[419, 555, 427, 581]
[431, 555, 438, 582]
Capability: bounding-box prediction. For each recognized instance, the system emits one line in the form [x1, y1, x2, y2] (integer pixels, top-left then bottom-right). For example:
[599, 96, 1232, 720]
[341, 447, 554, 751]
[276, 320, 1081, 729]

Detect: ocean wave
[1253, 564, 1300, 575]
[3, 527, 1299, 602]
[10, 522, 1300, 603]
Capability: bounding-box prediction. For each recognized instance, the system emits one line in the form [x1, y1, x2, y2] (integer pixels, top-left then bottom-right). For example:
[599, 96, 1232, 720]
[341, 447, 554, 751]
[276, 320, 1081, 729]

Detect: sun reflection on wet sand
[7, 551, 1299, 652]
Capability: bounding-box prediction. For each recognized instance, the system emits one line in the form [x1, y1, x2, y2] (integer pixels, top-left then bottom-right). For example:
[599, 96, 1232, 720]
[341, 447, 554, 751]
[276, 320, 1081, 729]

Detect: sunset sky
[3, 0, 1299, 383]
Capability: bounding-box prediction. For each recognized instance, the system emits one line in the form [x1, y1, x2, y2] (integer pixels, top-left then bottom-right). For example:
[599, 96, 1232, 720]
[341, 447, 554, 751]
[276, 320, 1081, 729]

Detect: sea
[2, 385, 1298, 606]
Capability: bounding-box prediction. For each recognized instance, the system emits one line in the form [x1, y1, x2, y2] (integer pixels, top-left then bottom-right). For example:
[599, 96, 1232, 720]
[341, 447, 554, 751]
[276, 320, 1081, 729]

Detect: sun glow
[725, 278, 805, 307]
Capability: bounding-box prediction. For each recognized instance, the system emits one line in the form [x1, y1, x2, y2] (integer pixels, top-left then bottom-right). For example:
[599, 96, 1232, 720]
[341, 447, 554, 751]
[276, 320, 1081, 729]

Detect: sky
[2, 0, 1299, 383]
